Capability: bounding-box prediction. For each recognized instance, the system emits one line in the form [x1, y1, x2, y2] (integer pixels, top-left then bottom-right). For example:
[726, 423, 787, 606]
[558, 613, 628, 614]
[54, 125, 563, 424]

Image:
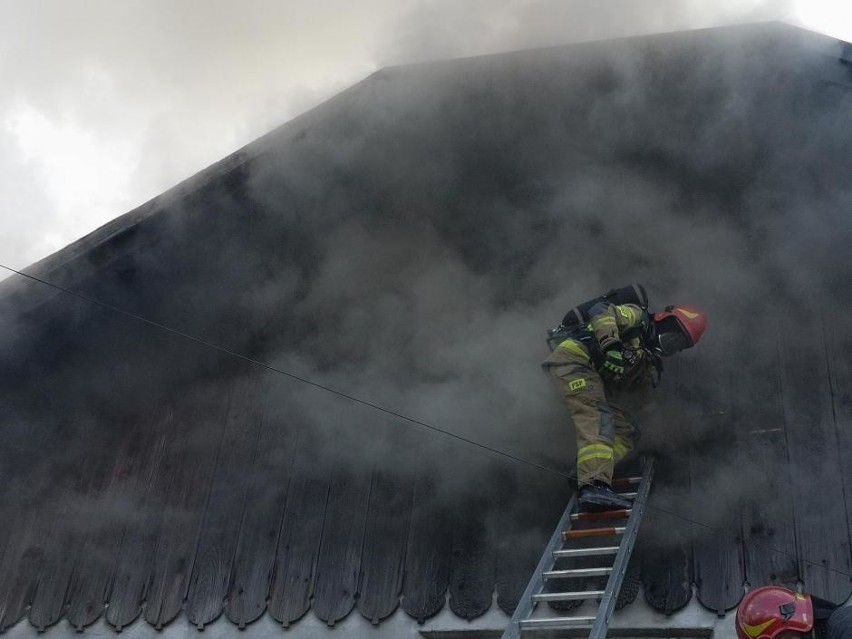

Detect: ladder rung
[563, 526, 625, 540]
[571, 509, 631, 521]
[612, 476, 641, 487]
[505, 459, 654, 639]
[532, 590, 604, 602]
[544, 567, 612, 579]
[553, 546, 619, 558]
[519, 617, 595, 629]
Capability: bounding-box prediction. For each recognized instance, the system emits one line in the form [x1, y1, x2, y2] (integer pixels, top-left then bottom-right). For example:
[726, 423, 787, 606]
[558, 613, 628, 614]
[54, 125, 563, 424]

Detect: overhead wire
[2, 260, 852, 586]
[0, 262, 567, 478]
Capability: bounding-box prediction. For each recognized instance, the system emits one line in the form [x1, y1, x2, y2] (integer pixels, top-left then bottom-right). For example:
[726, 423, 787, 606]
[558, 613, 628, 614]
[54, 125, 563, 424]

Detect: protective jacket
[542, 302, 650, 487]
[543, 301, 653, 389]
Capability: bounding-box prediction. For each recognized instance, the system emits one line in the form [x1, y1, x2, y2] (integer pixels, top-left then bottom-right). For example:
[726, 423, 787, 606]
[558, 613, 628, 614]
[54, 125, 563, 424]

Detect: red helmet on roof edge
[736, 586, 814, 639]
[653, 305, 707, 354]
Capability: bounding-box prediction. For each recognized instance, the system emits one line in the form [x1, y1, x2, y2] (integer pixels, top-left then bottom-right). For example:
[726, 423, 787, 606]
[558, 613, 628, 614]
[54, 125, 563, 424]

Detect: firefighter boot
[578, 481, 633, 512]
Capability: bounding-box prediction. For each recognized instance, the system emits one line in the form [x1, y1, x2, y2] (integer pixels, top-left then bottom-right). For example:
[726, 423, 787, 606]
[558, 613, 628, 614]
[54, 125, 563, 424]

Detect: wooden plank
[185, 373, 265, 629]
[0, 507, 14, 627]
[684, 350, 745, 614]
[105, 410, 175, 631]
[641, 538, 693, 615]
[779, 311, 852, 603]
[448, 485, 496, 620]
[400, 465, 452, 623]
[65, 427, 161, 630]
[639, 464, 693, 615]
[28, 450, 109, 631]
[28, 507, 85, 631]
[495, 467, 570, 616]
[356, 465, 415, 624]
[736, 321, 797, 589]
[0, 509, 40, 632]
[0, 411, 99, 632]
[143, 385, 232, 629]
[0, 401, 18, 592]
[824, 306, 852, 582]
[311, 467, 372, 626]
[267, 456, 330, 627]
[691, 456, 745, 613]
[0, 400, 41, 631]
[631, 357, 693, 615]
[224, 377, 299, 629]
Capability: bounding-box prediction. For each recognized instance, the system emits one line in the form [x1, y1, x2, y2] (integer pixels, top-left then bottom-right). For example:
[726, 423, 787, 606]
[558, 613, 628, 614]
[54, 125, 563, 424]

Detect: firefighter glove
[601, 345, 626, 381]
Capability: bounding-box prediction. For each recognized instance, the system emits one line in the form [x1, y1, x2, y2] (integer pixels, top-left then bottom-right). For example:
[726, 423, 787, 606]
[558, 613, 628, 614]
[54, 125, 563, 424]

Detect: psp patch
[569, 378, 587, 392]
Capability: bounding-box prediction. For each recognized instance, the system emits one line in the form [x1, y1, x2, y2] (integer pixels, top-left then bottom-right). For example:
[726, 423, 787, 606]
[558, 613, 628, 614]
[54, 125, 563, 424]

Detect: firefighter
[735, 585, 852, 639]
[543, 300, 707, 511]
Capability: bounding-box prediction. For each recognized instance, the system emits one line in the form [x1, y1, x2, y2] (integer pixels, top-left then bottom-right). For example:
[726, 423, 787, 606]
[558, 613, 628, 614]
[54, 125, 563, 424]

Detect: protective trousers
[547, 352, 637, 486]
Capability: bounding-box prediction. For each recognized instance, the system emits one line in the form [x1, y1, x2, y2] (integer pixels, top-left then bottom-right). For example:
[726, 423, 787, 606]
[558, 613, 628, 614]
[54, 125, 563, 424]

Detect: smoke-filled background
[2, 0, 850, 276]
[0, 3, 852, 634]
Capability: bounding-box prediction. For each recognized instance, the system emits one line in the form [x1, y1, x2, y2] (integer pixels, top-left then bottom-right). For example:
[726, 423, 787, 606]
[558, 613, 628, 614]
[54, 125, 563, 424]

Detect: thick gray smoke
[242, 22, 851, 466]
[4, 20, 851, 501]
[235, 22, 852, 579]
[1, 15, 851, 630]
[0, 0, 790, 280]
[380, 0, 786, 64]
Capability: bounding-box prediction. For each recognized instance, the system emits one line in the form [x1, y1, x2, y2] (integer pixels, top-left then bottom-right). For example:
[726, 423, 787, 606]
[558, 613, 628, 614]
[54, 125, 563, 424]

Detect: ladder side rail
[588, 457, 655, 639]
[500, 492, 578, 639]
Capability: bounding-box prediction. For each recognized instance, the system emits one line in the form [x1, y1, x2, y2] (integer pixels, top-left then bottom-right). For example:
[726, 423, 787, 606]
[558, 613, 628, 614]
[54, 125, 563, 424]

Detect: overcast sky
[1, 0, 849, 280]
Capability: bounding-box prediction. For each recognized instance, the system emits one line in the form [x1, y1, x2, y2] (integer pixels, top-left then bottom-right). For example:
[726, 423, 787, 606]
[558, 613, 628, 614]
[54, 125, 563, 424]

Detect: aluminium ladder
[502, 457, 654, 639]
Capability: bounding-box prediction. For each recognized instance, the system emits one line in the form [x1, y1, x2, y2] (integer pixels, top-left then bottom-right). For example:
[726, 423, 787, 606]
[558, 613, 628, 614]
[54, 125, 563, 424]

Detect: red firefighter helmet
[652, 305, 707, 355]
[736, 586, 814, 639]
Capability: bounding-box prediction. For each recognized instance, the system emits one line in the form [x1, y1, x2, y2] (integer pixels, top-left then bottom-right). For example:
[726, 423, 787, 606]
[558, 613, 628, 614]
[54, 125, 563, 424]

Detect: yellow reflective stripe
[579, 444, 612, 455]
[577, 444, 614, 464]
[591, 316, 617, 328]
[743, 619, 775, 638]
[578, 453, 613, 464]
[579, 445, 613, 457]
[557, 340, 589, 360]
